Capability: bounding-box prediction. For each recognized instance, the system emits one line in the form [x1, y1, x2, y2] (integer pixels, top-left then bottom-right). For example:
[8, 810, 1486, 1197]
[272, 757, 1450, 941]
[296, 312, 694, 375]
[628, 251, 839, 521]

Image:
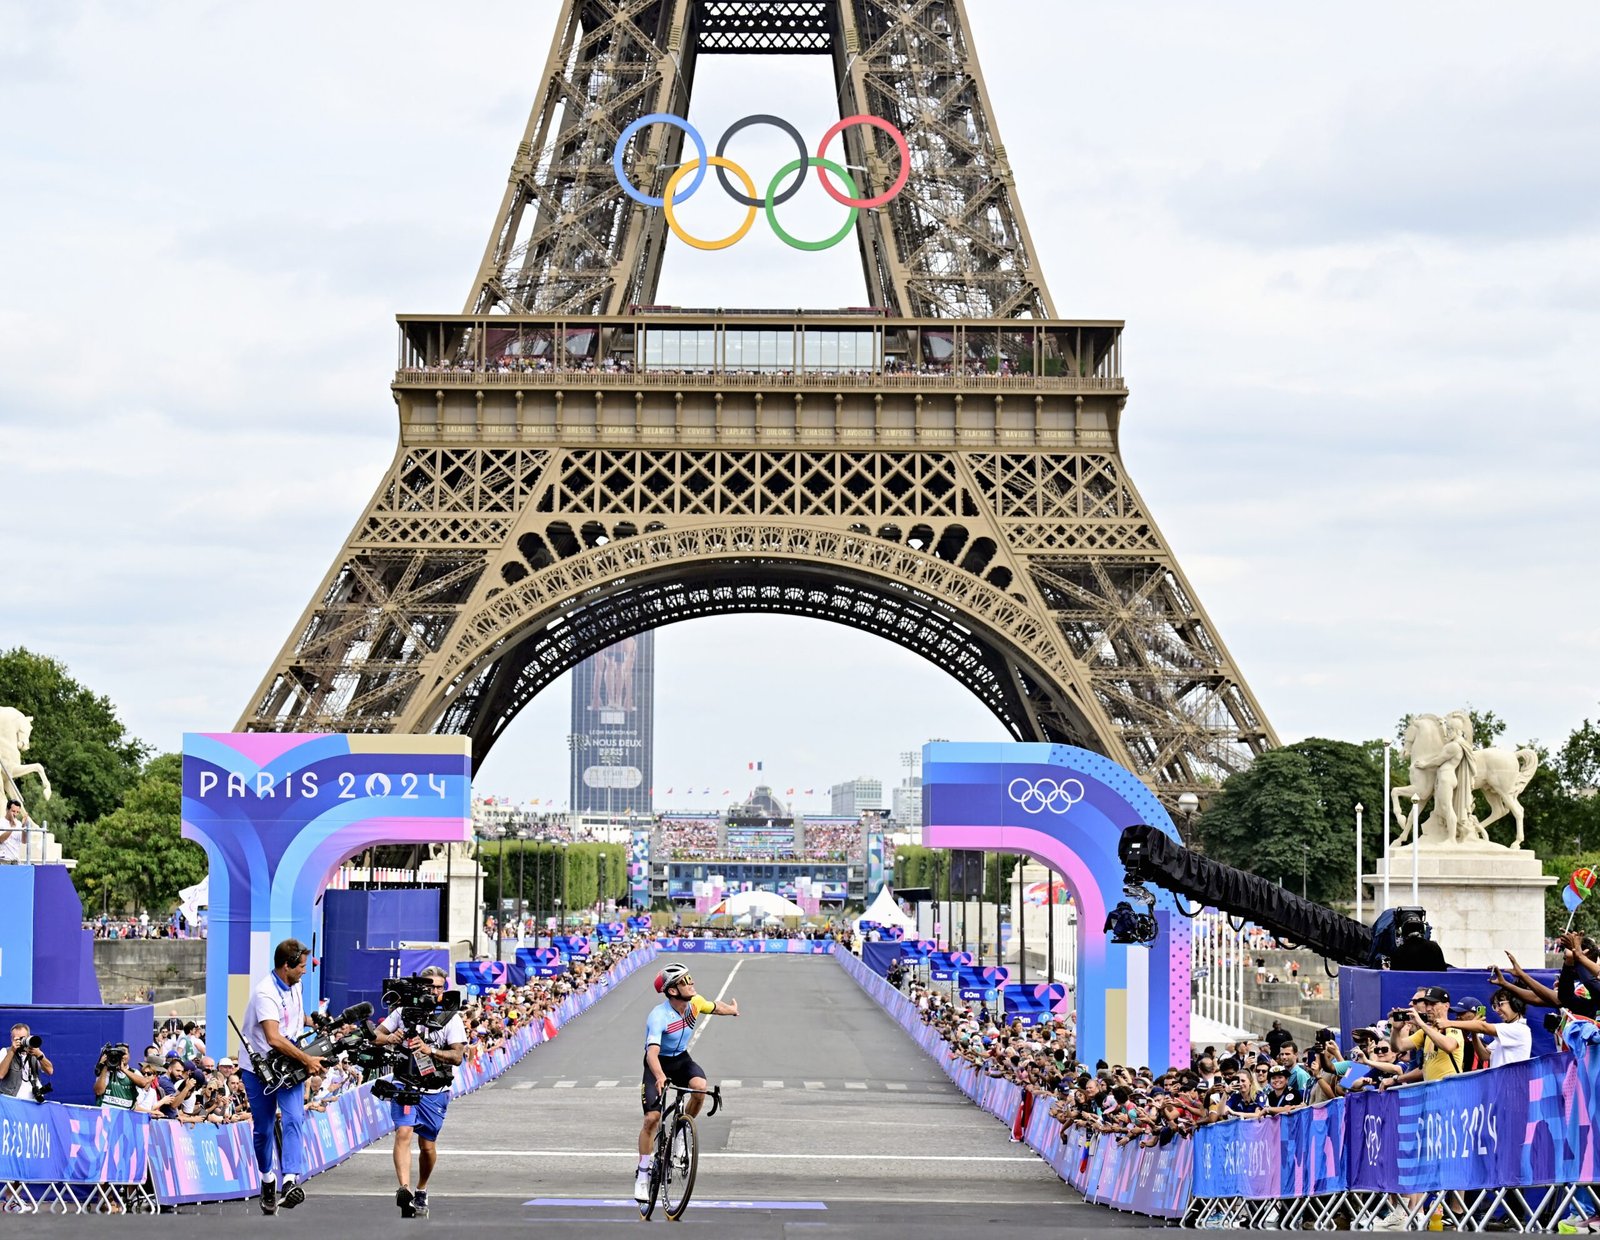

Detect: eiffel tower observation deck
[242, 0, 1278, 802]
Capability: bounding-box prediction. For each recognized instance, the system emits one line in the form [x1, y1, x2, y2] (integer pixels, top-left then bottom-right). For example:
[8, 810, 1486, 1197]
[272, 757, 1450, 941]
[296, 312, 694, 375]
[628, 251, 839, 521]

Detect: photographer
[1389, 987, 1463, 1083]
[1444, 989, 1531, 1068]
[0, 1023, 54, 1101]
[93, 1043, 151, 1110]
[372, 967, 465, 1219]
[239, 938, 323, 1215]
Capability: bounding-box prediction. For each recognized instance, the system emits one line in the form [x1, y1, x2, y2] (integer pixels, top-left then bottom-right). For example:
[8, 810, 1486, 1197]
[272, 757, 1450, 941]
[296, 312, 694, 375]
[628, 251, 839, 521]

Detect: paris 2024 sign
[923, 742, 1189, 1073]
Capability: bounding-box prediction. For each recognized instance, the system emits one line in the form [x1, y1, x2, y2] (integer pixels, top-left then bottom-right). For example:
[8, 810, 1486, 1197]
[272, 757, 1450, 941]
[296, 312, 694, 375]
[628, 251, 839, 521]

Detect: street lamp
[513, 821, 527, 942]
[495, 825, 508, 963]
[532, 838, 543, 948]
[559, 841, 570, 934]
[1177, 791, 1200, 846]
[1301, 843, 1311, 901]
[598, 851, 609, 922]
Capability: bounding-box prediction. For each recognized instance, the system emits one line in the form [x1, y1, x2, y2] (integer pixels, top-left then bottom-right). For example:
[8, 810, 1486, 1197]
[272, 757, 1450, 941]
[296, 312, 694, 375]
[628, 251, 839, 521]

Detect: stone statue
[1391, 710, 1538, 849]
[0, 706, 51, 808]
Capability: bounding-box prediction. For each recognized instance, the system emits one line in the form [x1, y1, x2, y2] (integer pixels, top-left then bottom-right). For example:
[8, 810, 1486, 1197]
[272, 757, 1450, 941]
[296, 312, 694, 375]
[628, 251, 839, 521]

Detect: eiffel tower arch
[240, 0, 1278, 800]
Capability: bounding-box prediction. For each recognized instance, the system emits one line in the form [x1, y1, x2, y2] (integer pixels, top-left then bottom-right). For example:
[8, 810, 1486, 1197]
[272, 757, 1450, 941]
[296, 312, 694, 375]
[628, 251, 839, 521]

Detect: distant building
[830, 777, 884, 817]
[892, 775, 923, 836]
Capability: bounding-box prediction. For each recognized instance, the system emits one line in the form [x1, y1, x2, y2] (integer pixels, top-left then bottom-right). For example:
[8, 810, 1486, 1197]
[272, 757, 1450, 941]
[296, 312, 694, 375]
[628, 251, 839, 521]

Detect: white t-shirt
[378, 1007, 467, 1094]
[1488, 1017, 1532, 1069]
[0, 820, 27, 862]
[240, 972, 305, 1066]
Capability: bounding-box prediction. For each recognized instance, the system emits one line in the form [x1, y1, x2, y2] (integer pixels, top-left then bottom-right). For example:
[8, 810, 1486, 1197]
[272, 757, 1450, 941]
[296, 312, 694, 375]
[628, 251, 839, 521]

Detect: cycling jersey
[645, 994, 715, 1058]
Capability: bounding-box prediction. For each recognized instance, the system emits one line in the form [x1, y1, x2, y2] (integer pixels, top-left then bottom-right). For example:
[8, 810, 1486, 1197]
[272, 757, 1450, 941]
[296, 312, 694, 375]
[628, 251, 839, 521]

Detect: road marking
[553, 1080, 577, 1088]
[762, 1079, 784, 1089]
[722, 1079, 742, 1087]
[885, 1082, 908, 1091]
[844, 1081, 867, 1090]
[687, 957, 744, 1054]
[386, 1150, 1041, 1162]
[803, 1080, 825, 1090]
[594, 1079, 619, 1088]
[512, 1082, 535, 1090]
[525, 1199, 828, 1210]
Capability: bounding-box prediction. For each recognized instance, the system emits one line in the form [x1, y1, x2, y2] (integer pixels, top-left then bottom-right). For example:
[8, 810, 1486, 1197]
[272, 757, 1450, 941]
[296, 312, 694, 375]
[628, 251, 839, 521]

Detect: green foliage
[73, 752, 205, 916]
[1195, 739, 1382, 907]
[893, 844, 1016, 900]
[0, 646, 148, 831]
[483, 841, 629, 922]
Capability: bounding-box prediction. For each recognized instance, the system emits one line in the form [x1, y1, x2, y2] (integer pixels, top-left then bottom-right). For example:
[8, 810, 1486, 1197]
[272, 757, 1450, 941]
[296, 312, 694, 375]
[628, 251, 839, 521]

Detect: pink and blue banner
[653, 936, 833, 954]
[922, 741, 1190, 1072]
[181, 734, 472, 1044]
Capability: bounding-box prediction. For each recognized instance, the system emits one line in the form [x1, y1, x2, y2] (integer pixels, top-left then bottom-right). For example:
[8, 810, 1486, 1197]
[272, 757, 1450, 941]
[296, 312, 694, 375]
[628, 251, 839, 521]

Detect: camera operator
[372, 967, 466, 1219]
[239, 938, 323, 1215]
[0, 1023, 54, 1101]
[93, 1042, 151, 1110]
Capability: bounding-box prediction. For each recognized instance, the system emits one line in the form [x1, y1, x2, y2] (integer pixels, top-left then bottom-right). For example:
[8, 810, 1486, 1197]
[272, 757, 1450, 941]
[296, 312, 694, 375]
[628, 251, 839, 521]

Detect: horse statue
[0, 706, 52, 809]
[1391, 710, 1538, 849]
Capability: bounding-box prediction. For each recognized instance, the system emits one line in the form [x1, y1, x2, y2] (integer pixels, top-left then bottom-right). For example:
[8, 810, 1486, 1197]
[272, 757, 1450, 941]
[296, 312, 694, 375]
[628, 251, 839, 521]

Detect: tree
[73, 752, 206, 916]
[0, 647, 148, 832]
[1195, 739, 1383, 908]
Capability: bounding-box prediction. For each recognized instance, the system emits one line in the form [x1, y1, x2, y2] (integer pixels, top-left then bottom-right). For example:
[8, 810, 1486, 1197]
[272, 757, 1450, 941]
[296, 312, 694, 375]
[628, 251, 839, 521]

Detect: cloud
[1172, 62, 1600, 245]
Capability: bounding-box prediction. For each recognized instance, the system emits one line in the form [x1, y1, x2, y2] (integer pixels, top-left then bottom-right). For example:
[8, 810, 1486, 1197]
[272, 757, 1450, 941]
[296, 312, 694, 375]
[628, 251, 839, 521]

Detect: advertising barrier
[4, 944, 658, 1208]
[836, 943, 1600, 1223]
[652, 936, 833, 954]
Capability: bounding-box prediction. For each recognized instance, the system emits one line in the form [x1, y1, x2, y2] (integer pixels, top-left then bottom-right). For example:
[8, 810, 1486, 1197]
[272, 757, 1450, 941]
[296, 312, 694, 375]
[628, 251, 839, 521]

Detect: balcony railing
[393, 367, 1125, 393]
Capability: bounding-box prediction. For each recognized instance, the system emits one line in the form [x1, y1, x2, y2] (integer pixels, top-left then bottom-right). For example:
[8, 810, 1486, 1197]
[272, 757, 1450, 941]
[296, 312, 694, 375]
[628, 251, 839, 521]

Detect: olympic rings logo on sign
[612, 112, 909, 252]
[1006, 777, 1085, 815]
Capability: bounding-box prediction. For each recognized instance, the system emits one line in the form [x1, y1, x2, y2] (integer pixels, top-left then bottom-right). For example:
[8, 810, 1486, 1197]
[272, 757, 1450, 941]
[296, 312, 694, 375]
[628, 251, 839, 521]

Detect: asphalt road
[12, 954, 1162, 1237]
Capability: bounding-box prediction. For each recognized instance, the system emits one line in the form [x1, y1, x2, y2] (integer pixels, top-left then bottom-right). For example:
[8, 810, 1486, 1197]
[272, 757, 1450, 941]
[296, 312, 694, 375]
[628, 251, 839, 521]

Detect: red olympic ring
[814, 114, 910, 210]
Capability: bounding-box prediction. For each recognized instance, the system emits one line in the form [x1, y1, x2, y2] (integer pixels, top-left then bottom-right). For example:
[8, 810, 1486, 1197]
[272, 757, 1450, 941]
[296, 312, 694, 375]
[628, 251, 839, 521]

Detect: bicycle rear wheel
[660, 1113, 699, 1220]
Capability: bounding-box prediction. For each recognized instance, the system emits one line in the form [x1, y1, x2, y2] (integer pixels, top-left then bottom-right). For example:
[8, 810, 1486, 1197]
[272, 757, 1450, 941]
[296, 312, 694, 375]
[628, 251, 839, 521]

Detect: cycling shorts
[641, 1050, 704, 1115]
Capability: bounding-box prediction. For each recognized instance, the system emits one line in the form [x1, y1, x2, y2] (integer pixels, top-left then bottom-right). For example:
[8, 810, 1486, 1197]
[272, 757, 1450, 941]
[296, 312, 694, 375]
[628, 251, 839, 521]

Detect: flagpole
[1382, 741, 1392, 913]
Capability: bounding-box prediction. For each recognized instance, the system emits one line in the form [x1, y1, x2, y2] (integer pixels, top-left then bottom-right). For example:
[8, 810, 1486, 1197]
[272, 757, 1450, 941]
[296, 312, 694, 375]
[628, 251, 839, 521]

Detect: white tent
[724, 889, 806, 920]
[856, 883, 918, 936]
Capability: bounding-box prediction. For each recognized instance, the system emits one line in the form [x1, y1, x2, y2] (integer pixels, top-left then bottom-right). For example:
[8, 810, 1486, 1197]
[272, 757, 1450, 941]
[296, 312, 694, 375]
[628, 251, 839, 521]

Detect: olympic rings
[815, 114, 911, 209]
[614, 113, 709, 207]
[1006, 777, 1085, 816]
[663, 156, 759, 252]
[612, 111, 908, 248]
[716, 114, 807, 207]
[765, 158, 858, 252]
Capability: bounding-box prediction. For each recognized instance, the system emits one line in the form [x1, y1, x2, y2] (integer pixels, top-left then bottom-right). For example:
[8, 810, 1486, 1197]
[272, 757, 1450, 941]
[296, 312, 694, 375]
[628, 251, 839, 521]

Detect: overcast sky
[6, 2, 1599, 812]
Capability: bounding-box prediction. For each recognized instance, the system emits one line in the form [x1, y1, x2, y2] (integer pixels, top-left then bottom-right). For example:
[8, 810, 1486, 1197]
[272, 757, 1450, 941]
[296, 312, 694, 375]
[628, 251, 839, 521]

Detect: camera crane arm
[1117, 825, 1375, 966]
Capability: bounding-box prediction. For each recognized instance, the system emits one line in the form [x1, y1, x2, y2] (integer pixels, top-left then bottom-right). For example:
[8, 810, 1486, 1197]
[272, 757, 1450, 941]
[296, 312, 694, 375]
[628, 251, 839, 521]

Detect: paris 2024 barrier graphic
[922, 741, 1190, 1073]
[182, 734, 472, 1043]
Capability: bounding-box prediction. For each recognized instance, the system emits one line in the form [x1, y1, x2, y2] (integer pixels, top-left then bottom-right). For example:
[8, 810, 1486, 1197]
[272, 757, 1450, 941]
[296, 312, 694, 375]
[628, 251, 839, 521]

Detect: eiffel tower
[239, 0, 1278, 800]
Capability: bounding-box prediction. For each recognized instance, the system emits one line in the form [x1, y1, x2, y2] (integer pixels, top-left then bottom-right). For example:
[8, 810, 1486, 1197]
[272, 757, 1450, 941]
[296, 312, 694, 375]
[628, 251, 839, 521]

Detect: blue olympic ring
[613, 113, 710, 207]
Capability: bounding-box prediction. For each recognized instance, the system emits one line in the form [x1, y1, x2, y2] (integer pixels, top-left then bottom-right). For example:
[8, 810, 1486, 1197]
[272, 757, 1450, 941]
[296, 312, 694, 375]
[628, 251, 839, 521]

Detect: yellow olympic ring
[662, 156, 758, 252]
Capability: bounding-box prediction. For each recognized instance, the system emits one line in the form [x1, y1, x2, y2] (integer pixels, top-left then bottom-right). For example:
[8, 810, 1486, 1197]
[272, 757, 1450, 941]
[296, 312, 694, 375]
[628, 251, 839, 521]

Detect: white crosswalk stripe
[721, 1080, 742, 1088]
[803, 1081, 825, 1090]
[844, 1082, 868, 1090]
[885, 1082, 908, 1091]
[762, 1079, 784, 1089]
[512, 1082, 535, 1090]
[553, 1080, 577, 1089]
[595, 1080, 619, 1088]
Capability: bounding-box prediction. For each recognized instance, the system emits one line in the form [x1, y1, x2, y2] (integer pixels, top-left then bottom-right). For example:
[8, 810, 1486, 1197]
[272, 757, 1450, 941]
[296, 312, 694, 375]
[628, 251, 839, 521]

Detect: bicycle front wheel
[661, 1113, 699, 1220]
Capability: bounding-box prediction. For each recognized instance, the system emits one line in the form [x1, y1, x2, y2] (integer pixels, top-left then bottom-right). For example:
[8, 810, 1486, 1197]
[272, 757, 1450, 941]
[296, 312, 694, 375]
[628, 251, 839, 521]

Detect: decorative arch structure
[182, 733, 470, 1044]
[923, 741, 1190, 1072]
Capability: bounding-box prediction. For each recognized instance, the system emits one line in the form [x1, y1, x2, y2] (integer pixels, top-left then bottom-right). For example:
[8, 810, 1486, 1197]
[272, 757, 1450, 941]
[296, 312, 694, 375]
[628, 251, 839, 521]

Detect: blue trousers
[240, 1067, 307, 1182]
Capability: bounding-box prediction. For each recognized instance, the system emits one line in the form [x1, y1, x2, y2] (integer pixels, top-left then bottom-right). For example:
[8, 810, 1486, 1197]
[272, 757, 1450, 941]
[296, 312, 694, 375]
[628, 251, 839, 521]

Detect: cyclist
[636, 963, 739, 1204]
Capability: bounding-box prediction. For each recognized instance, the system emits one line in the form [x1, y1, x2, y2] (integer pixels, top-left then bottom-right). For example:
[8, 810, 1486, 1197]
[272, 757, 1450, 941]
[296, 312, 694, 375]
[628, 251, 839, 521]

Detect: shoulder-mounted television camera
[369, 976, 465, 1107]
[237, 1002, 378, 1095]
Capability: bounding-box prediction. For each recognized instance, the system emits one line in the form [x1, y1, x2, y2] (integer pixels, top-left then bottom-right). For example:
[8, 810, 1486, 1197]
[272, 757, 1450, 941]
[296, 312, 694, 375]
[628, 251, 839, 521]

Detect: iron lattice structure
[241, 2, 1278, 802]
[466, 0, 1052, 319]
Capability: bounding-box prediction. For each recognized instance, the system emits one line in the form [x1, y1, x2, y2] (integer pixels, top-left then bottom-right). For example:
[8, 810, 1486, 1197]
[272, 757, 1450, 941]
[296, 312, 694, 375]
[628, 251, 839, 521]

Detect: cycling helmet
[654, 962, 691, 994]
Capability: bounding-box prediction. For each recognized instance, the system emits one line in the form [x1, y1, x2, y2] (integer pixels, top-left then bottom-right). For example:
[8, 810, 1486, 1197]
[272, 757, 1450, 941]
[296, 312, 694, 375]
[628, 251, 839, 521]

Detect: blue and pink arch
[181, 733, 471, 1046]
[923, 741, 1190, 1073]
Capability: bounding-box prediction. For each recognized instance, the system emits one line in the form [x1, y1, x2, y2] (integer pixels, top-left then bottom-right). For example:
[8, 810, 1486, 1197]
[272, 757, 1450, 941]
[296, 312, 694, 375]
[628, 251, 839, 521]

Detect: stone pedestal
[417, 843, 485, 956]
[1364, 845, 1555, 969]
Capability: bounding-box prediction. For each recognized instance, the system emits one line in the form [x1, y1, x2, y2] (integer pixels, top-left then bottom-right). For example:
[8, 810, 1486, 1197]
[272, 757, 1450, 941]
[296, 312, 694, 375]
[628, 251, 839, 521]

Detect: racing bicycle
[640, 1082, 721, 1221]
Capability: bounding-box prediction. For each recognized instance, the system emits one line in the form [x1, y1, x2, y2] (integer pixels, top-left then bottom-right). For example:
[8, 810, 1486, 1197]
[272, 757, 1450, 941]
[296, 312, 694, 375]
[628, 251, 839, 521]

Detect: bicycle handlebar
[665, 1082, 722, 1118]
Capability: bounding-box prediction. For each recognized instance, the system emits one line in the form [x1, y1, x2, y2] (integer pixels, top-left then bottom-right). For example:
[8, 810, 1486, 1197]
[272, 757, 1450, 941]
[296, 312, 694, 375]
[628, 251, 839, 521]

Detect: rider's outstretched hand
[723, 998, 740, 1017]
